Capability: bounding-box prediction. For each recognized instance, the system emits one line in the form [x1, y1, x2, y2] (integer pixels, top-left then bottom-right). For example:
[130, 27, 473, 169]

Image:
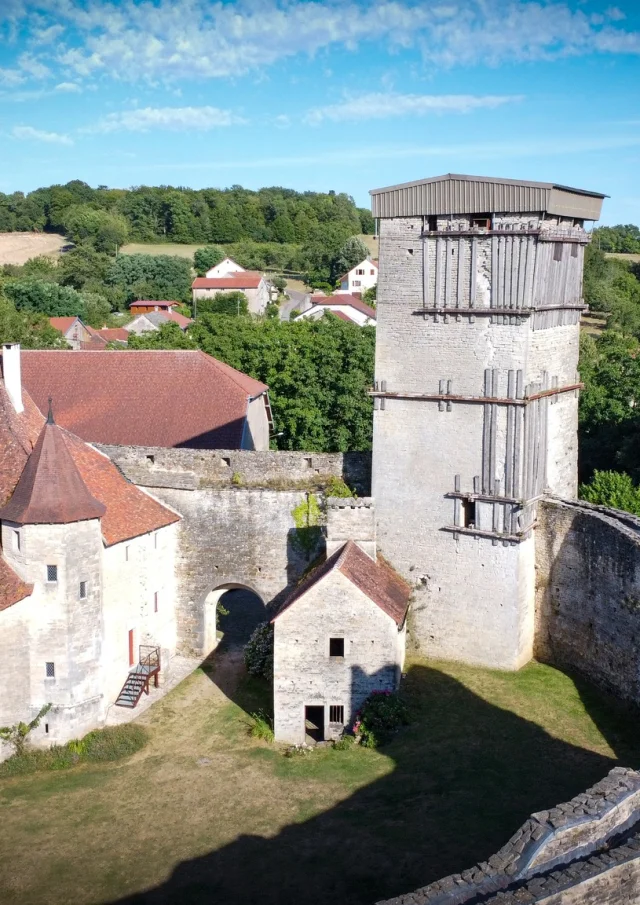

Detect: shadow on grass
[106, 661, 638, 905]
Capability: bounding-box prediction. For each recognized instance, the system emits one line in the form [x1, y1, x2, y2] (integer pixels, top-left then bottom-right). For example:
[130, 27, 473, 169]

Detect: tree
[3, 279, 88, 318]
[272, 275, 287, 293]
[127, 322, 196, 349]
[0, 703, 52, 756]
[0, 295, 68, 348]
[362, 285, 377, 307]
[193, 245, 226, 276]
[63, 205, 129, 253]
[591, 224, 640, 254]
[196, 290, 248, 317]
[332, 236, 370, 283]
[58, 245, 112, 291]
[579, 470, 640, 516]
[81, 292, 112, 328]
[106, 254, 193, 304]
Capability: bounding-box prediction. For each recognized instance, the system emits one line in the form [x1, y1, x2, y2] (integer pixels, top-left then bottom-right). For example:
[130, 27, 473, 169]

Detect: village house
[82, 326, 130, 348]
[125, 311, 193, 335]
[0, 343, 181, 751]
[129, 300, 181, 315]
[19, 349, 272, 450]
[48, 316, 92, 350]
[191, 272, 270, 315]
[272, 539, 410, 745]
[293, 294, 376, 326]
[336, 257, 378, 295]
[204, 256, 245, 278]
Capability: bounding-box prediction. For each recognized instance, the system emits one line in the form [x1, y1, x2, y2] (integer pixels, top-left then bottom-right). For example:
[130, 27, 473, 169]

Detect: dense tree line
[591, 224, 640, 254]
[0, 180, 374, 248]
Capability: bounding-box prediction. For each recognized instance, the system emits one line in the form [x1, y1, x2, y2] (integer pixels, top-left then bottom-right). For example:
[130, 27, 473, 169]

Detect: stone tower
[370, 174, 605, 668]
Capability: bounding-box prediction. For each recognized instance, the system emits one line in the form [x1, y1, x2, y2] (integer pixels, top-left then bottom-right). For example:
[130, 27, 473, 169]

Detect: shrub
[579, 470, 640, 516]
[249, 710, 274, 742]
[353, 690, 409, 748]
[0, 703, 52, 756]
[332, 734, 355, 751]
[325, 476, 355, 498]
[244, 622, 274, 680]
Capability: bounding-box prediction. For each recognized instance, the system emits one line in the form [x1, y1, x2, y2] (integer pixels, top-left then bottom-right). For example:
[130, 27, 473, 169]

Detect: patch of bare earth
[0, 233, 69, 266]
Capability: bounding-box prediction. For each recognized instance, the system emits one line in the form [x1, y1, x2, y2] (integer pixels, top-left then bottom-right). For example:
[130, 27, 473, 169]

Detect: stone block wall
[535, 498, 640, 704]
[379, 767, 640, 905]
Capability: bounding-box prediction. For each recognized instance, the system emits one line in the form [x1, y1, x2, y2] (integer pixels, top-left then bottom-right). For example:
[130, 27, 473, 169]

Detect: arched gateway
[203, 583, 266, 655]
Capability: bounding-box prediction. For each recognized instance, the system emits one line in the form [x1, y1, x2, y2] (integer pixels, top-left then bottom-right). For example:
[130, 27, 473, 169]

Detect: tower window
[571, 243, 578, 258]
[553, 243, 564, 262]
[12, 530, 20, 551]
[329, 637, 345, 658]
[154, 591, 159, 613]
[46, 564, 58, 583]
[45, 662, 55, 678]
[329, 705, 344, 724]
[427, 215, 438, 232]
[79, 581, 87, 599]
[125, 545, 130, 562]
[462, 498, 476, 528]
[146, 454, 155, 464]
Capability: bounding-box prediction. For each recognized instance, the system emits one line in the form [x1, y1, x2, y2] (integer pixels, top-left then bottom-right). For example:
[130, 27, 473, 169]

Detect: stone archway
[203, 583, 266, 656]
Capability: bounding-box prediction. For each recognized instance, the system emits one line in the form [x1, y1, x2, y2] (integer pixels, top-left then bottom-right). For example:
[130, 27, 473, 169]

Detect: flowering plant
[352, 689, 409, 748]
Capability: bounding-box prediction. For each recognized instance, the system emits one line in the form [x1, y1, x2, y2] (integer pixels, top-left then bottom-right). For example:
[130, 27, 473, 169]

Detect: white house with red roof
[204, 256, 245, 278]
[293, 294, 377, 327]
[272, 539, 410, 744]
[336, 257, 378, 295]
[191, 271, 270, 315]
[0, 343, 182, 755]
[48, 316, 92, 350]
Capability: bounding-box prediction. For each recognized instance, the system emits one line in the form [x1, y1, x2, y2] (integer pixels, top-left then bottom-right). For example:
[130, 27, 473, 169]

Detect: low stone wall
[96, 445, 372, 496]
[378, 767, 640, 905]
[535, 498, 640, 704]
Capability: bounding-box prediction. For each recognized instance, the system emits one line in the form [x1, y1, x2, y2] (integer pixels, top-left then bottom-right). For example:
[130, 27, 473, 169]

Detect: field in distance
[606, 252, 640, 263]
[0, 232, 68, 266]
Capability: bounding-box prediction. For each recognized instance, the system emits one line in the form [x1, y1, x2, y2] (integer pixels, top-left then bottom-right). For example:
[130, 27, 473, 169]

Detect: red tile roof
[49, 316, 82, 334]
[0, 559, 32, 612]
[162, 311, 193, 329]
[310, 295, 377, 319]
[85, 327, 129, 343]
[192, 272, 263, 290]
[20, 350, 268, 449]
[0, 373, 45, 508]
[330, 311, 355, 323]
[130, 300, 178, 309]
[0, 414, 106, 525]
[273, 540, 410, 626]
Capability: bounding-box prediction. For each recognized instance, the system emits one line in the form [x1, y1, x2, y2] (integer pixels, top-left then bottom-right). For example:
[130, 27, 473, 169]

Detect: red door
[128, 629, 135, 667]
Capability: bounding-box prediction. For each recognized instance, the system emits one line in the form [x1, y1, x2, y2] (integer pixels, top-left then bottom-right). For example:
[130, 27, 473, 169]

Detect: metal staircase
[115, 646, 161, 709]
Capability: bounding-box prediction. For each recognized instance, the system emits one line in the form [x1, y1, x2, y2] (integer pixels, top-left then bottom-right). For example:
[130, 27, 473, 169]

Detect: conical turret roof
[0, 403, 106, 525]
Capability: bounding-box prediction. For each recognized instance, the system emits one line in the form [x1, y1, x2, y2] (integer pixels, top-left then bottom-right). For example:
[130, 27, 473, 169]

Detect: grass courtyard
[1, 654, 640, 905]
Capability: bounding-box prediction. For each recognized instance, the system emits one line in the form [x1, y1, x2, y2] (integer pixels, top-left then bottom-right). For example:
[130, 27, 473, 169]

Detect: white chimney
[2, 343, 23, 414]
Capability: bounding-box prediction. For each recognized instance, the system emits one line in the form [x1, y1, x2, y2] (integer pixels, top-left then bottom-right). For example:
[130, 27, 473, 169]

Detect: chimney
[2, 343, 24, 414]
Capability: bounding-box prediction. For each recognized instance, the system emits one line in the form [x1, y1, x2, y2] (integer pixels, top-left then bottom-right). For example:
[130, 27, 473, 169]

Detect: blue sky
[1, 0, 639, 224]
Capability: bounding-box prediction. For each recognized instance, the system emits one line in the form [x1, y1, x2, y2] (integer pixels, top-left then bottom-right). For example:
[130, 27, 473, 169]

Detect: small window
[356, 269, 364, 275]
[329, 637, 344, 658]
[125, 545, 130, 562]
[553, 243, 563, 262]
[462, 498, 476, 528]
[154, 591, 158, 613]
[79, 581, 87, 599]
[471, 215, 492, 229]
[46, 564, 57, 583]
[329, 705, 344, 724]
[353, 280, 361, 287]
[146, 454, 155, 464]
[12, 530, 20, 551]
[571, 243, 578, 258]
[370, 269, 375, 275]
[427, 215, 437, 232]
[154, 532, 158, 550]
[45, 662, 55, 678]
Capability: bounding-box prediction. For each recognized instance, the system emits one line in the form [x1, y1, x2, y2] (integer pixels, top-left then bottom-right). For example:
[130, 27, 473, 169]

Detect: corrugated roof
[370, 173, 606, 220]
[273, 541, 410, 625]
[20, 349, 268, 449]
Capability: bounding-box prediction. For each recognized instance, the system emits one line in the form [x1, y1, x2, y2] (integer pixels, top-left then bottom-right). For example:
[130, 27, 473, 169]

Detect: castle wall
[535, 499, 640, 704]
[273, 570, 403, 744]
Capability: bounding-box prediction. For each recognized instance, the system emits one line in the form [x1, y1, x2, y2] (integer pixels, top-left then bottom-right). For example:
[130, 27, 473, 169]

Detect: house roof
[130, 300, 178, 309]
[192, 272, 263, 290]
[49, 316, 82, 334]
[85, 326, 130, 344]
[338, 259, 379, 282]
[0, 559, 33, 612]
[0, 409, 107, 526]
[273, 540, 411, 626]
[309, 295, 377, 320]
[19, 349, 268, 449]
[144, 311, 193, 330]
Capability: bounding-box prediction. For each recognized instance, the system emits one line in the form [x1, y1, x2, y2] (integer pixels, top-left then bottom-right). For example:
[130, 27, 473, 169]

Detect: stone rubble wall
[535, 498, 640, 705]
[378, 768, 640, 905]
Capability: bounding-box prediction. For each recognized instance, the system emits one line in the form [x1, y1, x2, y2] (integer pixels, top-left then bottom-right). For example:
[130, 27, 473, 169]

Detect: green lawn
[1, 656, 638, 905]
[120, 242, 204, 259]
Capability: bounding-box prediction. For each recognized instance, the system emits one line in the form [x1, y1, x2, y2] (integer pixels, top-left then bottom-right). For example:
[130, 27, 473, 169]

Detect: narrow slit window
[125, 545, 130, 562]
[12, 530, 20, 551]
[46, 564, 58, 583]
[553, 243, 564, 262]
[329, 705, 344, 724]
[571, 243, 578, 258]
[428, 215, 437, 232]
[462, 498, 476, 529]
[79, 581, 87, 599]
[154, 591, 159, 613]
[329, 637, 345, 658]
[45, 662, 55, 678]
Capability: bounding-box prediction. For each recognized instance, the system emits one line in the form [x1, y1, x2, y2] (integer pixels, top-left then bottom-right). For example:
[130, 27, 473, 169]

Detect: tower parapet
[370, 173, 606, 668]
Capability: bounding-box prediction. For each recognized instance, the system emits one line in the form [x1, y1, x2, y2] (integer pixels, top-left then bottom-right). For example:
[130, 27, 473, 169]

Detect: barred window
[46, 564, 57, 582]
[79, 581, 87, 599]
[329, 705, 344, 724]
[45, 662, 55, 678]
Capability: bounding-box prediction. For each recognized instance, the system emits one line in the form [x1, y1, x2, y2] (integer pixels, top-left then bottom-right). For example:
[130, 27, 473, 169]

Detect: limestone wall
[379, 767, 640, 905]
[535, 498, 640, 704]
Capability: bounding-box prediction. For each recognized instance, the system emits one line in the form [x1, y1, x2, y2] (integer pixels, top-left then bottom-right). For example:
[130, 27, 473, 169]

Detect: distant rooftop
[370, 173, 607, 221]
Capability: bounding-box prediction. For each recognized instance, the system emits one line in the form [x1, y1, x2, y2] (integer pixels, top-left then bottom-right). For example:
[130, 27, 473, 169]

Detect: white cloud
[88, 105, 245, 133]
[55, 81, 81, 92]
[12, 124, 73, 145]
[0, 0, 637, 87]
[17, 52, 51, 80]
[305, 92, 523, 125]
[31, 23, 65, 45]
